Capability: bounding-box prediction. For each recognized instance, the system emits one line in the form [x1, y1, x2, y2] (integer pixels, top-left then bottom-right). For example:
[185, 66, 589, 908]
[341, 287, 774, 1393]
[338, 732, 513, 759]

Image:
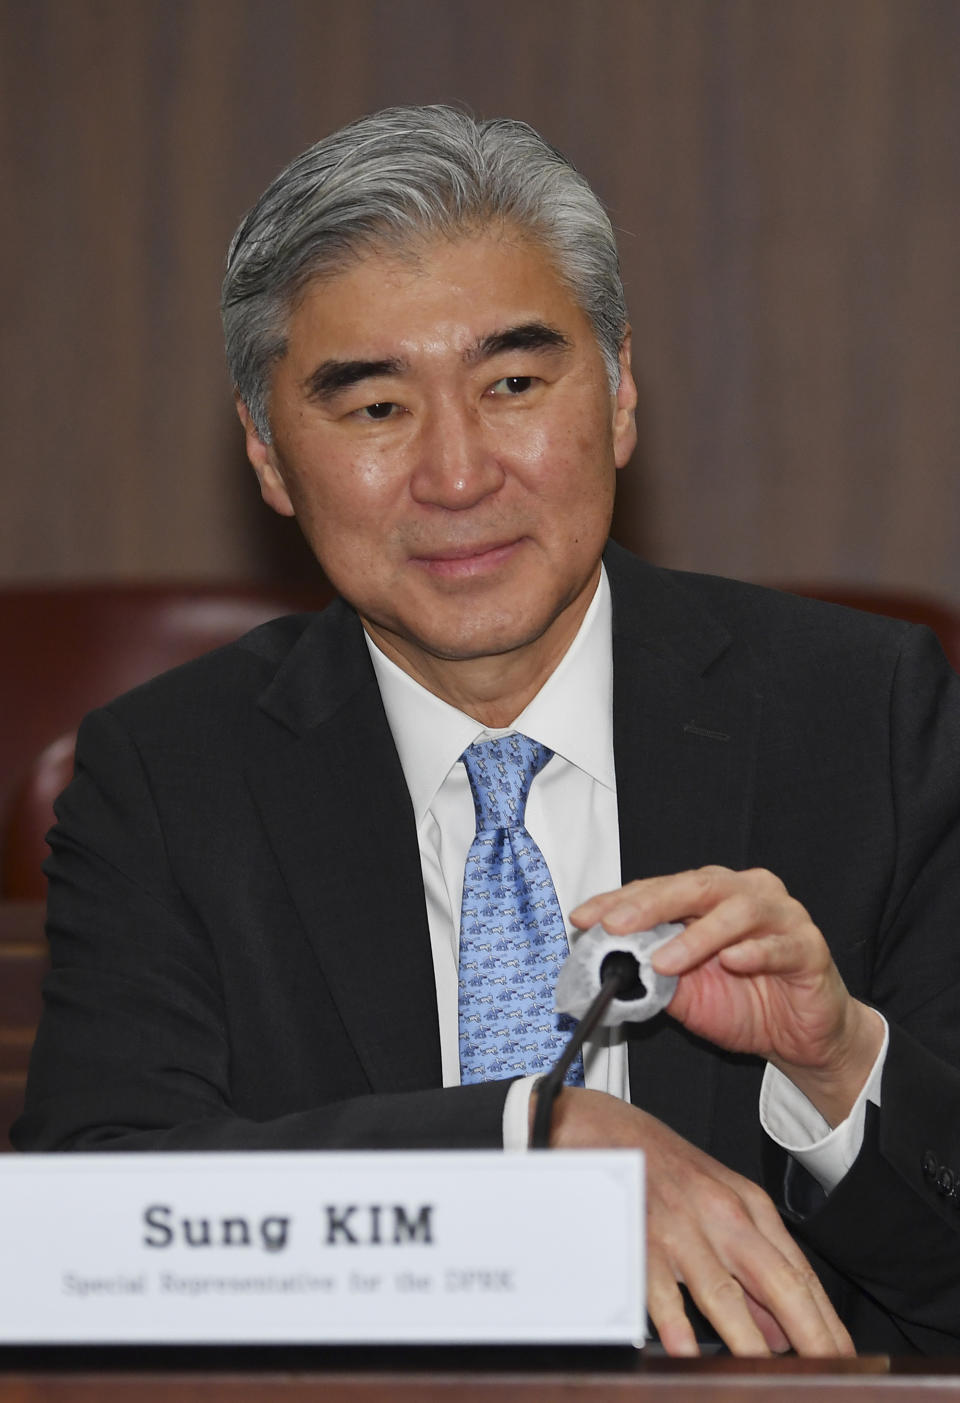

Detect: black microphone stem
[530, 965, 630, 1150]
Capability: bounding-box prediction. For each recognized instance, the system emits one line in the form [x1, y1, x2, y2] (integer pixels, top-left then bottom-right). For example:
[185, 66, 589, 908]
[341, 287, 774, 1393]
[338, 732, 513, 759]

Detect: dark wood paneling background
[2, 0, 959, 596]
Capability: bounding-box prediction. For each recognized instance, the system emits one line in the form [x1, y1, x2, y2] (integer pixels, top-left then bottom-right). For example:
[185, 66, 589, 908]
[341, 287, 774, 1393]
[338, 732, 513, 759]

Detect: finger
[793, 1263, 855, 1357]
[653, 889, 808, 977]
[571, 867, 735, 932]
[717, 927, 823, 976]
[645, 1252, 701, 1357]
[731, 1197, 855, 1356]
[824, 1298, 856, 1355]
[741, 1251, 853, 1357]
[731, 1244, 842, 1356]
[745, 1294, 792, 1354]
[569, 884, 642, 929]
[749, 1210, 855, 1357]
[679, 1251, 774, 1356]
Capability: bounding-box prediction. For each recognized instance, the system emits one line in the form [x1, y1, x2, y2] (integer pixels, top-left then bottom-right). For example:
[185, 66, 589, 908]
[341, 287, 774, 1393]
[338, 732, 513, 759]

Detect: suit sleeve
[13, 705, 512, 1154]
[785, 625, 960, 1351]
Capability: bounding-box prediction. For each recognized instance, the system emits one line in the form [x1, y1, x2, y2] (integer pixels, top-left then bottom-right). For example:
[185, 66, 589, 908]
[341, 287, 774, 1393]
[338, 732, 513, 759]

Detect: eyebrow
[301, 321, 572, 403]
[466, 321, 572, 364]
[302, 358, 404, 402]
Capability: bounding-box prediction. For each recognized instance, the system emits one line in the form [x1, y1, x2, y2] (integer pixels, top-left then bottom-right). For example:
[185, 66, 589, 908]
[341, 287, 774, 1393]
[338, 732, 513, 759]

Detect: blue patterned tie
[457, 734, 584, 1087]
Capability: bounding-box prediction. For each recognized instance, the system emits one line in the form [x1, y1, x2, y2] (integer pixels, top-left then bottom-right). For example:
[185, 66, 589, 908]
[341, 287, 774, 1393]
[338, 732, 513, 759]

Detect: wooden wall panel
[1, 0, 959, 598]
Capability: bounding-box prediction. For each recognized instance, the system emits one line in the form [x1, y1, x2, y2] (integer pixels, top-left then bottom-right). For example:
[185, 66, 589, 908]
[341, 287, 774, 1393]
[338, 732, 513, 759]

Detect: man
[15, 106, 960, 1356]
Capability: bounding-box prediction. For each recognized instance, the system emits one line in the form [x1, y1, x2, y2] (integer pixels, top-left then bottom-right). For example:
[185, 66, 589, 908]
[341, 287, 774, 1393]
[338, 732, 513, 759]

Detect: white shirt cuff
[760, 1016, 889, 1195]
[502, 1075, 540, 1150]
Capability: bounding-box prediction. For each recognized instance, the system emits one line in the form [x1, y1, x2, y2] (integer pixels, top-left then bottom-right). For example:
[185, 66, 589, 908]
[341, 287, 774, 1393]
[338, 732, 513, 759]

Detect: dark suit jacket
[15, 543, 960, 1351]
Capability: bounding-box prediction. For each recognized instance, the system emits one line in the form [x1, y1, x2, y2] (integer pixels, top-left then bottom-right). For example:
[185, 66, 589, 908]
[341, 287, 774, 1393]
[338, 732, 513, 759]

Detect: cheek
[519, 416, 615, 508]
[279, 439, 405, 531]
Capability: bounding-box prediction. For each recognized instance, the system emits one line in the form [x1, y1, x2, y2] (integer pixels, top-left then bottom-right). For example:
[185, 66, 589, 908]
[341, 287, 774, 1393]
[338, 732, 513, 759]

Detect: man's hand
[571, 866, 884, 1127]
[540, 1088, 854, 1357]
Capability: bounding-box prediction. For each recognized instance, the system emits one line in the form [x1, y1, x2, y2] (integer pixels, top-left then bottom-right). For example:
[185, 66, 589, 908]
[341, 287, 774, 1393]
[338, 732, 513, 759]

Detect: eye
[356, 401, 399, 421]
[489, 375, 535, 397]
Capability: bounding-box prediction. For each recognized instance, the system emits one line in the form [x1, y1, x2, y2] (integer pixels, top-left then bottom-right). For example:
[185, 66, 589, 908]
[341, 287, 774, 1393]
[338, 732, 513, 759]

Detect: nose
[409, 400, 505, 510]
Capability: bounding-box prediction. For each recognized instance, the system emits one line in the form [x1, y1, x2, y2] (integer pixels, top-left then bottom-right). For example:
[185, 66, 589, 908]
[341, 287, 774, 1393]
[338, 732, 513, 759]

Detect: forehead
[283, 229, 595, 360]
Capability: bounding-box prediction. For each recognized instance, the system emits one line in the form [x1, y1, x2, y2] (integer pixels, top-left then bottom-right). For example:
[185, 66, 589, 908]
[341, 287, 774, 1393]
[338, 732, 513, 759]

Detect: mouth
[412, 539, 525, 579]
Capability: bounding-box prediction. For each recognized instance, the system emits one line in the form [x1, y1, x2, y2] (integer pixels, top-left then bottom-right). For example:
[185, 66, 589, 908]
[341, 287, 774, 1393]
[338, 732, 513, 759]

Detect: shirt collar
[365, 567, 615, 826]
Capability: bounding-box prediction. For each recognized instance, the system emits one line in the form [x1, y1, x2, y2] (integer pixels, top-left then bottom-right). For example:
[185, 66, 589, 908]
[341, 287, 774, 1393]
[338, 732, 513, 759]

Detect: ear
[235, 396, 296, 518]
[611, 330, 638, 470]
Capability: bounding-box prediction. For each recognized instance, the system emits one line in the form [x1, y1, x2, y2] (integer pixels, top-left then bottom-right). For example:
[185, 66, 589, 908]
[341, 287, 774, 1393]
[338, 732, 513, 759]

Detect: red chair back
[0, 581, 333, 898]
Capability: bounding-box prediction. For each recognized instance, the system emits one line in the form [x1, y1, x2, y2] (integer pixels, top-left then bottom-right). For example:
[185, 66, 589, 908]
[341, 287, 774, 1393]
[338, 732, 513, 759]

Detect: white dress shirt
[365, 568, 884, 1192]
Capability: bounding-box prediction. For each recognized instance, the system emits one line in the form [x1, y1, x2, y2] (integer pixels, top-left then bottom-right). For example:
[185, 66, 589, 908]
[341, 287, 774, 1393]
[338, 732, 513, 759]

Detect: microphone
[530, 923, 682, 1149]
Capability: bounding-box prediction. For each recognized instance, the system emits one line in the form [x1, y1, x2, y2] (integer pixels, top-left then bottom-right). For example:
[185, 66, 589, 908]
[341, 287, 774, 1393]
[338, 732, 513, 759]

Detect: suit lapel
[606, 545, 763, 1144]
[246, 599, 441, 1094]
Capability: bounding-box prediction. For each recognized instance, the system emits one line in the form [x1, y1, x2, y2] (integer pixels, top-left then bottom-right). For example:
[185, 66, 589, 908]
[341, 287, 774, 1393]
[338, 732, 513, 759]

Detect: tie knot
[461, 734, 553, 831]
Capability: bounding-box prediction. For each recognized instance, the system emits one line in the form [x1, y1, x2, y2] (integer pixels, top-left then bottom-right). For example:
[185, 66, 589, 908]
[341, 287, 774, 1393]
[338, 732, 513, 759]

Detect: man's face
[241, 228, 637, 699]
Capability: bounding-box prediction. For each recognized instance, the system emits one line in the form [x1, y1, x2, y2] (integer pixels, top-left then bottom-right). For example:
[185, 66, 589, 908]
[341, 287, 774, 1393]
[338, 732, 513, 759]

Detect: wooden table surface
[1, 1353, 959, 1402]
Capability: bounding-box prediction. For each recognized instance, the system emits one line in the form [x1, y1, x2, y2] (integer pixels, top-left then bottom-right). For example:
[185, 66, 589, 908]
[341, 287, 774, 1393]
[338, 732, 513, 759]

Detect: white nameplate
[0, 1150, 644, 1346]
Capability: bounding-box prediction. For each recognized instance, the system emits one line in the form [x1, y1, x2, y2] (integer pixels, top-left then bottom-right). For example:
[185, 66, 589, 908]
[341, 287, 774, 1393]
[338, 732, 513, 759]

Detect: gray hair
[222, 104, 628, 441]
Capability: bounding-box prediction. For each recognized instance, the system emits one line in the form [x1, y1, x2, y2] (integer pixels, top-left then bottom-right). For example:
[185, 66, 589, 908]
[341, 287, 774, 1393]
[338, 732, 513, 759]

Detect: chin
[415, 611, 560, 663]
